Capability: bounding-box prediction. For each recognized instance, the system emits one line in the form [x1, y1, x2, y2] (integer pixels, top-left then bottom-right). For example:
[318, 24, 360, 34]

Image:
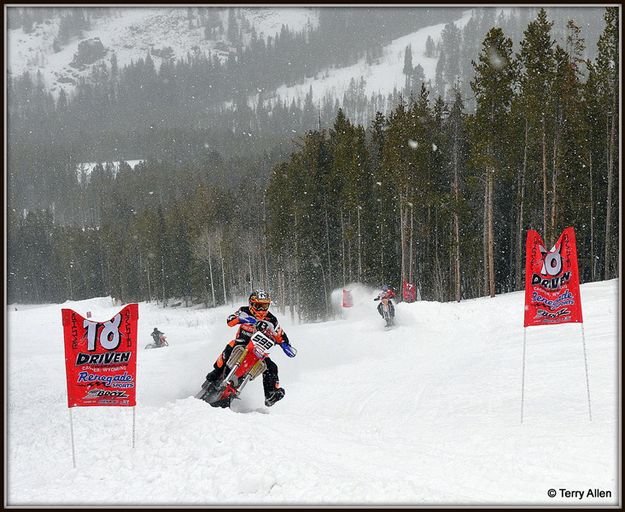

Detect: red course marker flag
[342, 289, 353, 308]
[523, 227, 583, 327]
[402, 280, 416, 303]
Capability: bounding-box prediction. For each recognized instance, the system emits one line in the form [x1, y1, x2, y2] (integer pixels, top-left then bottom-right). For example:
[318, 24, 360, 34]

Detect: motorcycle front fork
[222, 349, 254, 398]
[222, 363, 262, 399]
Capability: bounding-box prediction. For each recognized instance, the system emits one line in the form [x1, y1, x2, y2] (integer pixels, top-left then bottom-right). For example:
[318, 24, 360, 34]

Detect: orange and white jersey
[226, 306, 289, 345]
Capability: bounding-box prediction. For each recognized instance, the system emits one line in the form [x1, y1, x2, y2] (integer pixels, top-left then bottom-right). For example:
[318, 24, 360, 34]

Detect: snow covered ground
[6, 279, 620, 506]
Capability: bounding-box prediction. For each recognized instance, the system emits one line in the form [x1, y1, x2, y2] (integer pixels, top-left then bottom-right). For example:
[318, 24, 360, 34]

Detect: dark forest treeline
[7, 8, 619, 320]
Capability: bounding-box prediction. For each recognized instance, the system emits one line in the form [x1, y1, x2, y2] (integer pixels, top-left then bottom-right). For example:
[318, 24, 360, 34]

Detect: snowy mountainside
[267, 10, 473, 108]
[7, 6, 472, 107]
[7, 7, 318, 97]
[6, 280, 619, 505]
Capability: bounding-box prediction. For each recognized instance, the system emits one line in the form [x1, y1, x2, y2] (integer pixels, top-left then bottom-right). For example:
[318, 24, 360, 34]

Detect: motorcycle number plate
[251, 331, 275, 356]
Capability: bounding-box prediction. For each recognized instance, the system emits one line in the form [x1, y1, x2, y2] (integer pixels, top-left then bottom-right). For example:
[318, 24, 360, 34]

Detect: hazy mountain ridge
[8, 7, 319, 96]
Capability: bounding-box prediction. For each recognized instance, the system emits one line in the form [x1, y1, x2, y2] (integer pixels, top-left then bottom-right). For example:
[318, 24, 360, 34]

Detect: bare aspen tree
[542, 117, 548, 241]
[516, 121, 528, 291]
[487, 166, 495, 298]
[604, 108, 615, 279]
[589, 151, 595, 281]
[357, 205, 362, 282]
[482, 178, 488, 297]
[408, 201, 414, 284]
[191, 228, 216, 307]
[325, 204, 332, 282]
[452, 127, 461, 301]
[219, 237, 227, 305]
[340, 208, 346, 287]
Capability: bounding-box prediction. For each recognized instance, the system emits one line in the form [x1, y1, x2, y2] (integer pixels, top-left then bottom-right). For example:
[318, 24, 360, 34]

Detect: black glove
[256, 320, 270, 333]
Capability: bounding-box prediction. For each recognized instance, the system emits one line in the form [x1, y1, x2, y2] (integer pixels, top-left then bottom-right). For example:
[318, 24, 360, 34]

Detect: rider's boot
[265, 387, 285, 407]
[206, 344, 234, 382]
[205, 367, 223, 382]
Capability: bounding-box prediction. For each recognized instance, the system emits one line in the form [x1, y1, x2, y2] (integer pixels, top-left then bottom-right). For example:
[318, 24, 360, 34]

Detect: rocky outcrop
[70, 38, 106, 68]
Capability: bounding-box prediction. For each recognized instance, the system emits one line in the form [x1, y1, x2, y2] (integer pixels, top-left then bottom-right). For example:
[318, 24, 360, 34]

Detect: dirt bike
[145, 334, 168, 349]
[195, 314, 296, 408]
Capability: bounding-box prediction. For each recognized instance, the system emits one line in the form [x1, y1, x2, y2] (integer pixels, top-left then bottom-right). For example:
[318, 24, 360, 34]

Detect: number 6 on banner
[84, 314, 122, 351]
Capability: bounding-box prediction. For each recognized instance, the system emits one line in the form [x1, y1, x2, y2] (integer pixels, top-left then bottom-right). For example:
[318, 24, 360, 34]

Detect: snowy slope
[269, 10, 473, 108]
[6, 280, 619, 506]
[7, 7, 318, 96]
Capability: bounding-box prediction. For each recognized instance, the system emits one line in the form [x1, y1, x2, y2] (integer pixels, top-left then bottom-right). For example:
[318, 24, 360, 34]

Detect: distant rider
[151, 327, 165, 347]
[374, 285, 396, 321]
[205, 289, 295, 407]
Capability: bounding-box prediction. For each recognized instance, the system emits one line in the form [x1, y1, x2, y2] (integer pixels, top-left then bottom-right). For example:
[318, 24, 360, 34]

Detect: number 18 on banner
[61, 304, 139, 408]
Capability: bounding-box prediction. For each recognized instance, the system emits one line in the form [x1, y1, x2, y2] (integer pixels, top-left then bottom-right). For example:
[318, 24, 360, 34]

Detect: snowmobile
[195, 314, 296, 408]
[145, 333, 168, 349]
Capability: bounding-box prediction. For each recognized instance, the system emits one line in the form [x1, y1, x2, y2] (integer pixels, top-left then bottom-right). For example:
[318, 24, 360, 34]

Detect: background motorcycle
[145, 334, 168, 349]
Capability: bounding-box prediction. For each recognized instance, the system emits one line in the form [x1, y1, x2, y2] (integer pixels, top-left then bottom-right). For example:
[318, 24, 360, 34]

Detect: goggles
[251, 301, 270, 311]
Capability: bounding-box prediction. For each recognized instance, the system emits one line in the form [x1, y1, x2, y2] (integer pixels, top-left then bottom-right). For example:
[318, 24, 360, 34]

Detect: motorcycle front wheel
[196, 380, 232, 408]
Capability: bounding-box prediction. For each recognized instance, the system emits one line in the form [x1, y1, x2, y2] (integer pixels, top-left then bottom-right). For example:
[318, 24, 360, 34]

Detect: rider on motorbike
[151, 327, 165, 347]
[205, 289, 293, 407]
[374, 285, 396, 321]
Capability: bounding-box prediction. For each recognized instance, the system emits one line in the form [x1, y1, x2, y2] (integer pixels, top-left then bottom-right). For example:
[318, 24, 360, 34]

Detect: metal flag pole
[69, 408, 77, 468]
[520, 327, 527, 424]
[580, 323, 592, 421]
[132, 406, 136, 448]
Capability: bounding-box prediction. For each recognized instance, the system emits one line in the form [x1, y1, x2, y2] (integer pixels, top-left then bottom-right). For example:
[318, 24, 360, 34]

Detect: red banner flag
[342, 289, 353, 308]
[402, 280, 416, 302]
[524, 227, 583, 327]
[62, 304, 139, 408]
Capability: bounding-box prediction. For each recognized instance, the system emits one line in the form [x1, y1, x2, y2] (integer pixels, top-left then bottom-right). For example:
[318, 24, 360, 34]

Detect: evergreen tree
[425, 35, 436, 58]
[470, 27, 516, 297]
[517, 8, 555, 240]
[403, 45, 413, 76]
[446, 91, 468, 301]
[594, 7, 618, 279]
